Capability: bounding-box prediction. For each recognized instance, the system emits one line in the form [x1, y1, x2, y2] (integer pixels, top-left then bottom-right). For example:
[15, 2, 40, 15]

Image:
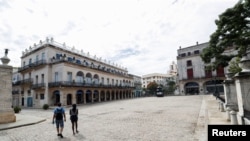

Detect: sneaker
[60, 134, 64, 138]
[57, 134, 60, 136]
[76, 130, 79, 133]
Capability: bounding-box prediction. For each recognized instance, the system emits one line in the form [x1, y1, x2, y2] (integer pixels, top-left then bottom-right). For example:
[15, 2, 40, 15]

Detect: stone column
[0, 49, 16, 124]
[223, 73, 238, 111]
[234, 50, 250, 125]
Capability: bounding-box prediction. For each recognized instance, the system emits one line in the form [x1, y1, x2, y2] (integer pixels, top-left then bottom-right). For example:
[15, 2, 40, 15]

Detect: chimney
[196, 42, 199, 45]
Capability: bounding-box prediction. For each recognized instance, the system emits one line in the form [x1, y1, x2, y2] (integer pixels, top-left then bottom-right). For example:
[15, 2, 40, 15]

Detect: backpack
[55, 108, 63, 120]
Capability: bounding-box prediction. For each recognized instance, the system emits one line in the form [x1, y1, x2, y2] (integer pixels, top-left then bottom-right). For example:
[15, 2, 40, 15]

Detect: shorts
[55, 120, 64, 128]
[70, 115, 78, 122]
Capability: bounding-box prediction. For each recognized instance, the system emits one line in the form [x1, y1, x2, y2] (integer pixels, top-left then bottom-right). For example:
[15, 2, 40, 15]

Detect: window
[107, 78, 110, 85]
[55, 72, 59, 82]
[101, 77, 104, 84]
[187, 52, 191, 56]
[36, 55, 39, 62]
[186, 60, 192, 66]
[29, 58, 32, 65]
[67, 72, 72, 82]
[56, 54, 61, 59]
[40, 94, 44, 100]
[194, 50, 200, 54]
[35, 75, 38, 84]
[41, 74, 44, 83]
[23, 61, 26, 67]
[180, 53, 186, 57]
[42, 52, 45, 60]
[76, 71, 84, 83]
[76, 60, 81, 64]
[216, 66, 225, 77]
[36, 94, 38, 99]
[68, 57, 73, 62]
[187, 68, 193, 79]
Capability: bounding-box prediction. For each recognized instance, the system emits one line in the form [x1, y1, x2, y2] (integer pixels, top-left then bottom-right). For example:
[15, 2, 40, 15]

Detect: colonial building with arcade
[12, 37, 136, 108]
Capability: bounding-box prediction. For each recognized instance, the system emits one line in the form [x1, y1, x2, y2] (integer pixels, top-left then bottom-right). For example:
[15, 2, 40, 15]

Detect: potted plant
[13, 106, 21, 113]
[43, 104, 49, 110]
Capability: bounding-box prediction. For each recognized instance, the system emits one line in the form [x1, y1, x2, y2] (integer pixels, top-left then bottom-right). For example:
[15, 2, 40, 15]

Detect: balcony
[12, 90, 20, 94]
[20, 78, 33, 84]
[48, 81, 134, 89]
[50, 57, 131, 78]
[31, 83, 46, 89]
[32, 60, 47, 67]
[12, 80, 21, 86]
[18, 60, 47, 72]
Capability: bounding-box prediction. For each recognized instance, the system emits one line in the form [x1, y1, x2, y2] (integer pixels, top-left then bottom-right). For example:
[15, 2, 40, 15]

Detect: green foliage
[43, 104, 49, 110]
[228, 57, 242, 75]
[147, 81, 158, 94]
[166, 81, 176, 94]
[13, 106, 21, 113]
[201, 0, 250, 68]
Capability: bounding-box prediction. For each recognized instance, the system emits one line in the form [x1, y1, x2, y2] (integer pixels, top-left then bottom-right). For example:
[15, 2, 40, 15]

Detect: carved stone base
[0, 111, 16, 124]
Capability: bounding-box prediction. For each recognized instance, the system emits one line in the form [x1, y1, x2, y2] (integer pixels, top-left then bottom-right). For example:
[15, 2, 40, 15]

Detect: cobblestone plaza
[0, 95, 206, 141]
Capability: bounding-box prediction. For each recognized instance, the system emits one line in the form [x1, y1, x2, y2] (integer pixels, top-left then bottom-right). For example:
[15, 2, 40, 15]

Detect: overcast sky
[0, 0, 238, 76]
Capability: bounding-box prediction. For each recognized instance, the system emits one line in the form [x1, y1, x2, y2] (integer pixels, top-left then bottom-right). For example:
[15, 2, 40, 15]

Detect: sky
[0, 0, 239, 76]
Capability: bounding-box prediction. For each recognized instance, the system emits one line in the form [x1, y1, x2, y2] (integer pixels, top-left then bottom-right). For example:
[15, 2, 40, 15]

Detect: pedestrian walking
[69, 104, 79, 135]
[52, 103, 66, 138]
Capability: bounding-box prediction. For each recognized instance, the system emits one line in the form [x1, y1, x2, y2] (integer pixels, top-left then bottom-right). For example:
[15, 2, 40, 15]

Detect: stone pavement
[0, 95, 230, 141]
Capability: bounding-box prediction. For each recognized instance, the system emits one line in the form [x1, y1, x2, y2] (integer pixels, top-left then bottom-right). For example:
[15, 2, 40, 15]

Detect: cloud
[0, 0, 11, 11]
[0, 0, 239, 76]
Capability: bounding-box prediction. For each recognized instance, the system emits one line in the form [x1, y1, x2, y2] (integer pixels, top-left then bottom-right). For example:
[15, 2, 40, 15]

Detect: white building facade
[177, 42, 226, 95]
[12, 37, 135, 108]
[142, 73, 174, 88]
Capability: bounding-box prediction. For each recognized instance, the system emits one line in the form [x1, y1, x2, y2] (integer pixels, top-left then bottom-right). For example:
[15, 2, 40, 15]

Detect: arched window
[76, 71, 84, 83]
[86, 73, 92, 84]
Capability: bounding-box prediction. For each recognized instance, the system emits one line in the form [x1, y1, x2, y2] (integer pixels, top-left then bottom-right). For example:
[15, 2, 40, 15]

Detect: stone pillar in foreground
[223, 73, 238, 111]
[0, 49, 16, 124]
[234, 50, 250, 125]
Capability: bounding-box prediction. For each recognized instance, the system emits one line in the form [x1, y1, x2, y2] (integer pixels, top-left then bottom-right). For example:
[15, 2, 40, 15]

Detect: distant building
[167, 61, 177, 76]
[12, 37, 136, 108]
[142, 73, 174, 88]
[176, 42, 233, 95]
[129, 74, 143, 97]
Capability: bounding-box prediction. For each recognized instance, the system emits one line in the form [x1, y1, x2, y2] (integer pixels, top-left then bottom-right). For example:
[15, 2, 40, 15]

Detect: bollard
[218, 101, 221, 110]
[226, 107, 231, 121]
[230, 110, 238, 125]
[220, 102, 225, 112]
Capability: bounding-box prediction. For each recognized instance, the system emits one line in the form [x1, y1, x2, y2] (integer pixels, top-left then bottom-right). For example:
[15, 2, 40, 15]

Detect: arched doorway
[53, 90, 60, 105]
[67, 94, 72, 105]
[86, 90, 92, 103]
[185, 82, 199, 95]
[100, 91, 105, 101]
[93, 90, 99, 102]
[106, 91, 110, 101]
[76, 90, 83, 104]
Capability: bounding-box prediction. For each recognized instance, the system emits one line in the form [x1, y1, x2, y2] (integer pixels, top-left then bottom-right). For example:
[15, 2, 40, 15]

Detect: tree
[228, 57, 242, 74]
[147, 82, 158, 94]
[166, 81, 176, 94]
[200, 0, 250, 72]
